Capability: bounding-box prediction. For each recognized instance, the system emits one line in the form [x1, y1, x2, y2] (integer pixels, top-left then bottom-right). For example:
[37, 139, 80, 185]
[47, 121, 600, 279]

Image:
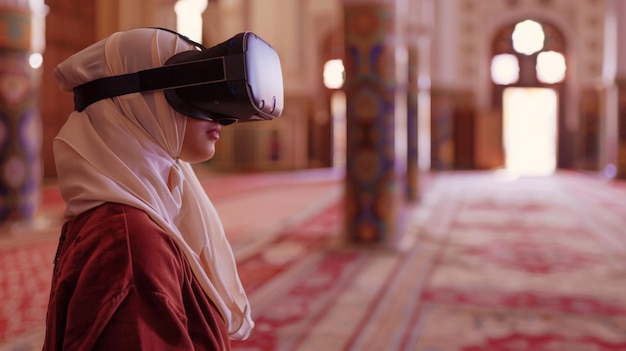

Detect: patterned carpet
[230, 171, 626, 351]
[0, 168, 342, 351]
[2, 170, 626, 351]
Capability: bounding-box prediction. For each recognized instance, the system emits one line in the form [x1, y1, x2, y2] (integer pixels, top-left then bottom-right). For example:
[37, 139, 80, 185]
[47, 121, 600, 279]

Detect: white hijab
[53, 28, 253, 340]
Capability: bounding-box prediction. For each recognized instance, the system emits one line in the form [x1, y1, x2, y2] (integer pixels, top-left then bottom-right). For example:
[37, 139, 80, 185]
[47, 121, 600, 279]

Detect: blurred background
[0, 1, 621, 182]
[2, 1, 626, 349]
[0, 0, 622, 236]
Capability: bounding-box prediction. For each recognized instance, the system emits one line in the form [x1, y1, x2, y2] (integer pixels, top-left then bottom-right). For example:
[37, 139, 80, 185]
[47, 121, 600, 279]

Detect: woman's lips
[208, 126, 221, 140]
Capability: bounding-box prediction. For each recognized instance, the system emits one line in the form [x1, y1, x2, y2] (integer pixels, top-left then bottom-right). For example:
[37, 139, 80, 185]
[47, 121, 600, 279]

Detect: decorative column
[0, 1, 46, 222]
[343, 0, 407, 245]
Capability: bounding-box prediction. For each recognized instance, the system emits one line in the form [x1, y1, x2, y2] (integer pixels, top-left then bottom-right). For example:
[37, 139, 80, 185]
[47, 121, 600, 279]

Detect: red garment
[43, 203, 232, 351]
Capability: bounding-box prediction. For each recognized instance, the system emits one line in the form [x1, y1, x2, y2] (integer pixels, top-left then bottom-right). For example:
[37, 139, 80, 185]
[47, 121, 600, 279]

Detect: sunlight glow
[512, 20, 544, 55]
[323, 59, 345, 89]
[175, 0, 207, 43]
[503, 88, 557, 176]
[331, 91, 347, 168]
[491, 54, 519, 85]
[536, 51, 566, 84]
[28, 53, 43, 69]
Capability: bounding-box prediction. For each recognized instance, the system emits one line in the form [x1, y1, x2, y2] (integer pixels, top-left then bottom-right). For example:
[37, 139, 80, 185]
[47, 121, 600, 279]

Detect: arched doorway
[490, 19, 567, 176]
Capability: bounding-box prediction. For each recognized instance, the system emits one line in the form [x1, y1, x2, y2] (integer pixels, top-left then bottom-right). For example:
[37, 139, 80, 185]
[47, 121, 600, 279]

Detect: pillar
[578, 88, 601, 171]
[343, 0, 408, 245]
[406, 43, 419, 201]
[604, 0, 626, 179]
[0, 1, 46, 222]
[616, 0, 626, 179]
[406, 0, 420, 202]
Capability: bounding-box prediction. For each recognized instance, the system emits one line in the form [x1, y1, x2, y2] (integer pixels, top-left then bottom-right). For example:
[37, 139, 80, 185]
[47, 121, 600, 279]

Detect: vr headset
[73, 28, 284, 126]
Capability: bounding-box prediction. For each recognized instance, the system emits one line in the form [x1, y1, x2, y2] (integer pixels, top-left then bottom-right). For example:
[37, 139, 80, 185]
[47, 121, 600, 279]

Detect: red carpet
[228, 172, 626, 351]
[0, 241, 56, 344]
[0, 169, 342, 350]
[356, 172, 626, 350]
[3, 170, 626, 350]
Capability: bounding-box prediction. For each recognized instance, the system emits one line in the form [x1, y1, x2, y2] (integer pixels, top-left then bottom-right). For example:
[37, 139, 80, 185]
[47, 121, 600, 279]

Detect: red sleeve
[94, 286, 195, 350]
[91, 204, 196, 350]
[44, 203, 229, 351]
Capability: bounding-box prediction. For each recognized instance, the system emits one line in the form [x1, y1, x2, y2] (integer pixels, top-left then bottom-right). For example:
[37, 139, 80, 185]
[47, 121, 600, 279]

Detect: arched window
[491, 53, 519, 85]
[490, 19, 567, 175]
[491, 19, 566, 86]
[512, 19, 545, 55]
[536, 50, 566, 84]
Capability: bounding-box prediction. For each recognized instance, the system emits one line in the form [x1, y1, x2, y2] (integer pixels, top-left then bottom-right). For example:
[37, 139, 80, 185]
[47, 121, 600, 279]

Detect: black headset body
[73, 27, 284, 126]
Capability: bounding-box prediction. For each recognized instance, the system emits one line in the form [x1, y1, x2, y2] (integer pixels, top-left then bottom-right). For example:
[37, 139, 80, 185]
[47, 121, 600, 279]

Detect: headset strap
[73, 26, 213, 111]
[147, 26, 207, 50]
[73, 58, 226, 111]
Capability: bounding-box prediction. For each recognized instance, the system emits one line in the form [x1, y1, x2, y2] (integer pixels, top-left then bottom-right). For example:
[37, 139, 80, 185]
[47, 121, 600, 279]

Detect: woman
[43, 28, 253, 350]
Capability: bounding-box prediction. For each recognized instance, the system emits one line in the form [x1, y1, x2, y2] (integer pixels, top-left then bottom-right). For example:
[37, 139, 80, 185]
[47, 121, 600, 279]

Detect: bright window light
[490, 54, 519, 85]
[323, 59, 345, 89]
[175, 0, 207, 43]
[512, 20, 544, 55]
[28, 53, 43, 69]
[503, 87, 557, 176]
[536, 51, 566, 84]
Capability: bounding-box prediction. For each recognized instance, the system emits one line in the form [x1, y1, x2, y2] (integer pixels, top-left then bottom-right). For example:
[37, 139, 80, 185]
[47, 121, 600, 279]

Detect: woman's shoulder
[67, 202, 163, 232]
[64, 203, 182, 269]
[63, 202, 187, 290]
[68, 203, 167, 240]
[66, 202, 159, 236]
[47, 204, 194, 350]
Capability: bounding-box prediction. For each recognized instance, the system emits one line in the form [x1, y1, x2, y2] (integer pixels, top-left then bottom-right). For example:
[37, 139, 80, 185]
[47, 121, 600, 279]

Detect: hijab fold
[53, 28, 254, 340]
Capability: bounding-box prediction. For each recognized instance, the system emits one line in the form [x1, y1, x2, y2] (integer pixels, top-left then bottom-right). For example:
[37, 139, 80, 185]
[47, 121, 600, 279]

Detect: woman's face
[178, 118, 222, 163]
